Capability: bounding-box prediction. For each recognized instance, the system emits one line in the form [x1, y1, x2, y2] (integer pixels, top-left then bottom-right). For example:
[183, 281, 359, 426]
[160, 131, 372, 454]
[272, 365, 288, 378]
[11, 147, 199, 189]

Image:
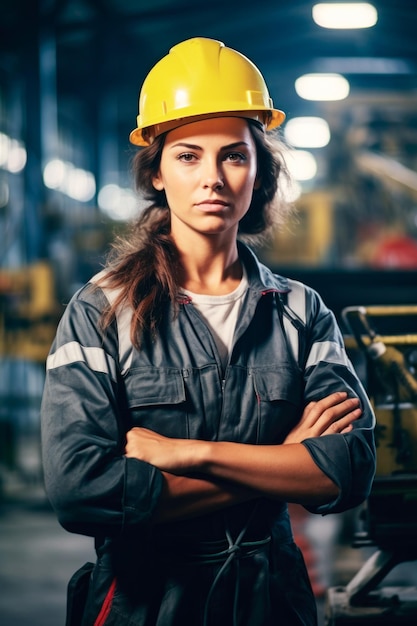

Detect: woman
[41, 38, 376, 626]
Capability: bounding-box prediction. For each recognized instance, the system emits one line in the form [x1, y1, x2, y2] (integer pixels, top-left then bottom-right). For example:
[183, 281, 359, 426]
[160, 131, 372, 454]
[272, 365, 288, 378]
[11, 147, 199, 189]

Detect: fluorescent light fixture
[43, 158, 96, 202]
[64, 168, 96, 202]
[43, 159, 67, 189]
[6, 139, 27, 173]
[295, 73, 350, 101]
[0, 133, 27, 173]
[312, 3, 378, 29]
[0, 132, 9, 167]
[98, 184, 138, 221]
[286, 150, 318, 181]
[284, 117, 331, 148]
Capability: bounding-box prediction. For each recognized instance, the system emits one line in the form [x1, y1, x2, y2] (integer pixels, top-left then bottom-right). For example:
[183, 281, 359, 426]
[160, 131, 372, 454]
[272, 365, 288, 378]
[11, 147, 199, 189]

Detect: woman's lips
[195, 199, 229, 211]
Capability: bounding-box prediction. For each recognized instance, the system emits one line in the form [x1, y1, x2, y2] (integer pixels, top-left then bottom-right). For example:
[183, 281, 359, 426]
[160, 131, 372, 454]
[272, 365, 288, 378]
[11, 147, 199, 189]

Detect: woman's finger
[302, 394, 360, 430]
[321, 408, 362, 436]
[303, 392, 348, 421]
[284, 393, 362, 444]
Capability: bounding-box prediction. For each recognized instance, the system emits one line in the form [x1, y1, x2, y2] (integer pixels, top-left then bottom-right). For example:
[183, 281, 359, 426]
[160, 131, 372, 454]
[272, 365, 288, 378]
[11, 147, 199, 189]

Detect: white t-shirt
[181, 270, 249, 372]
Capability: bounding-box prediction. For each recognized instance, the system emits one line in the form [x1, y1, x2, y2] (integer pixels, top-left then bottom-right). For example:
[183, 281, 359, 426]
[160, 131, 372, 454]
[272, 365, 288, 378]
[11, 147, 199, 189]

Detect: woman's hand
[125, 427, 203, 474]
[283, 391, 361, 445]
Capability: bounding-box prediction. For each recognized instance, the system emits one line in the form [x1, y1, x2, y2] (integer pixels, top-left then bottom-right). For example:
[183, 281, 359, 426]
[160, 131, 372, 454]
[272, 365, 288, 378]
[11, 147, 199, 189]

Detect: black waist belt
[156, 532, 271, 565]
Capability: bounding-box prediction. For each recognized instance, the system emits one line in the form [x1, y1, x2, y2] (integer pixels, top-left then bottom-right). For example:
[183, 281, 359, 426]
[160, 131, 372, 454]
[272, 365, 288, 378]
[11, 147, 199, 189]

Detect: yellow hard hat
[129, 37, 285, 146]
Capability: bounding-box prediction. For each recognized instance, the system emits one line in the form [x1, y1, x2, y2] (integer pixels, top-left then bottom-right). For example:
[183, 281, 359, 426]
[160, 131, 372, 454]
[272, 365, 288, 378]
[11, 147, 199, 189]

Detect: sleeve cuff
[301, 435, 351, 515]
[122, 457, 164, 530]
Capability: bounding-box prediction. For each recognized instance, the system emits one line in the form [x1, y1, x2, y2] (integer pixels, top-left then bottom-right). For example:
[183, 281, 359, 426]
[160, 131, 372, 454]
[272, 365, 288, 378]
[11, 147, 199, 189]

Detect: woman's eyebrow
[170, 142, 202, 151]
[221, 141, 249, 150]
[170, 141, 249, 151]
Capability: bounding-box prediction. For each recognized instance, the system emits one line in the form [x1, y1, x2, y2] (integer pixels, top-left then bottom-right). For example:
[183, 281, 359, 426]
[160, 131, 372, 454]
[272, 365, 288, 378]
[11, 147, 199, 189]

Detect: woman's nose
[202, 160, 224, 190]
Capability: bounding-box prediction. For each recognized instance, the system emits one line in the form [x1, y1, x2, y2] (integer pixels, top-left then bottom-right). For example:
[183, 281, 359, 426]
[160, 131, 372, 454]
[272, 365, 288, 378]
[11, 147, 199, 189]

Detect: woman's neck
[176, 239, 242, 295]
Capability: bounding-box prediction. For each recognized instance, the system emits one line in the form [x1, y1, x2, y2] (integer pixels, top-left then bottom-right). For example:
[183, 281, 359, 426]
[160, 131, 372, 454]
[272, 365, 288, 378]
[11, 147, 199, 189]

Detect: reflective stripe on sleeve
[46, 341, 117, 382]
[305, 340, 351, 370]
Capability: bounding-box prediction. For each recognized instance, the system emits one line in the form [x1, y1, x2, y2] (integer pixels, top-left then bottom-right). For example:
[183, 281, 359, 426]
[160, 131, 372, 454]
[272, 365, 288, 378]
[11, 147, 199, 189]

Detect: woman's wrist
[187, 439, 212, 473]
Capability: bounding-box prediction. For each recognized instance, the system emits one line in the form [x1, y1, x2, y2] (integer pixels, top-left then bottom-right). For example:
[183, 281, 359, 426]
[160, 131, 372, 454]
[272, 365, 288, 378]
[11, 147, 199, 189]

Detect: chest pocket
[252, 366, 303, 443]
[123, 367, 188, 437]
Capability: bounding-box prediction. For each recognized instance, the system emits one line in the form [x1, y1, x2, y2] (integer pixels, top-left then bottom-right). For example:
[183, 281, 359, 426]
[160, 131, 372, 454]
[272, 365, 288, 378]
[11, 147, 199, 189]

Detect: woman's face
[152, 117, 258, 245]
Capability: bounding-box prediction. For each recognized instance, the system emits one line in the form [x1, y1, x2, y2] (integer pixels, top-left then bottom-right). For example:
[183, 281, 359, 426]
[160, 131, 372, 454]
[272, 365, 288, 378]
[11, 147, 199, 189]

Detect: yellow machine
[0, 261, 60, 362]
[325, 305, 417, 625]
[0, 262, 61, 477]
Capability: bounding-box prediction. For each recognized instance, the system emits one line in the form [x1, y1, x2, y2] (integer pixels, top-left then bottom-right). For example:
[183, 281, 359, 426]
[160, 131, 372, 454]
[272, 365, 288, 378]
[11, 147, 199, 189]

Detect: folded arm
[126, 392, 361, 523]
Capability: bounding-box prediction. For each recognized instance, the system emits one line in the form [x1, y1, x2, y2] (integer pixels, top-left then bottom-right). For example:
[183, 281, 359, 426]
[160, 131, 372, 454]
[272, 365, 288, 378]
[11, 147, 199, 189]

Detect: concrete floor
[0, 493, 96, 626]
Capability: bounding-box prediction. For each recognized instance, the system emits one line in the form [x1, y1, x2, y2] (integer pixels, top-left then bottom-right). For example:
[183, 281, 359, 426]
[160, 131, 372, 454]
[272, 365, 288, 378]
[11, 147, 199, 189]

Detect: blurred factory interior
[0, 1, 417, 625]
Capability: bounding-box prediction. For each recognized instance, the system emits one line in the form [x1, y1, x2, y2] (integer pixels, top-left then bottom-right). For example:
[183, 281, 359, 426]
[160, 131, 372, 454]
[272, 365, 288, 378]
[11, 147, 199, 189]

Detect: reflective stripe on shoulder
[285, 281, 352, 370]
[46, 341, 117, 382]
[113, 305, 134, 375]
[285, 279, 307, 324]
[283, 280, 306, 363]
[90, 272, 134, 375]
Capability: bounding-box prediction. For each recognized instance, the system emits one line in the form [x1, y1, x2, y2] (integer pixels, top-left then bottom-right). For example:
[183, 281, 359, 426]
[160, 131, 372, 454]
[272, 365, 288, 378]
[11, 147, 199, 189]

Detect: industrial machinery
[325, 305, 417, 625]
[0, 262, 61, 487]
[0, 261, 60, 362]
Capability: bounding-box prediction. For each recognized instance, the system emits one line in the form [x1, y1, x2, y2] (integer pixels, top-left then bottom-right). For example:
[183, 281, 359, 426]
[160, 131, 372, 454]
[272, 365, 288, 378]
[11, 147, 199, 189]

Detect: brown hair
[99, 123, 292, 347]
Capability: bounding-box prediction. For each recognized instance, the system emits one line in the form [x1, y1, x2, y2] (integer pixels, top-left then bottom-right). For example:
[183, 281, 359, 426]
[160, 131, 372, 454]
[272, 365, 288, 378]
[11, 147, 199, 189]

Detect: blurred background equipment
[325, 305, 417, 625]
[0, 262, 61, 492]
[0, 262, 59, 362]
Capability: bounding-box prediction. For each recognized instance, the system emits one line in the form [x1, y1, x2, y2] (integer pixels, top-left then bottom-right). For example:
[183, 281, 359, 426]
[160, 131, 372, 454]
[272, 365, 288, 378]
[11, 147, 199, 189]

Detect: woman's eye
[177, 153, 196, 162]
[225, 152, 246, 162]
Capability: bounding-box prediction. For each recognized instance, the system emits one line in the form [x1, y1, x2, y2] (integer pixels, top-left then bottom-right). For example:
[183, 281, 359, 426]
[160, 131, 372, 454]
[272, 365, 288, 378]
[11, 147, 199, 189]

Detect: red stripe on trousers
[93, 578, 117, 626]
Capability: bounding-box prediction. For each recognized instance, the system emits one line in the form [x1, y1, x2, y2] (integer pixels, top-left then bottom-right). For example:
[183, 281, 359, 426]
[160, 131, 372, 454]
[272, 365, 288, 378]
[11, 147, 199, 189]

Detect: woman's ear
[152, 173, 164, 191]
[253, 175, 261, 190]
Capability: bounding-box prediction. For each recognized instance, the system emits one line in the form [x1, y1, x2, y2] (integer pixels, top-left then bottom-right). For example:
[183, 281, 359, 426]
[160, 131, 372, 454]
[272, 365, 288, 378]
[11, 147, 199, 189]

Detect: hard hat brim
[129, 108, 286, 147]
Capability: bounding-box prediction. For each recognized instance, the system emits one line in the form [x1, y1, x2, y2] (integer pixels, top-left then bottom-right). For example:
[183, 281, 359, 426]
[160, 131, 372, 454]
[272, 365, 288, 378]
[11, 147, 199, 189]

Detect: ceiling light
[0, 133, 9, 167]
[312, 3, 378, 29]
[295, 73, 350, 101]
[98, 184, 138, 221]
[284, 117, 331, 148]
[43, 158, 96, 201]
[0, 133, 27, 173]
[64, 168, 96, 202]
[6, 139, 27, 173]
[43, 159, 67, 189]
[286, 150, 318, 181]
